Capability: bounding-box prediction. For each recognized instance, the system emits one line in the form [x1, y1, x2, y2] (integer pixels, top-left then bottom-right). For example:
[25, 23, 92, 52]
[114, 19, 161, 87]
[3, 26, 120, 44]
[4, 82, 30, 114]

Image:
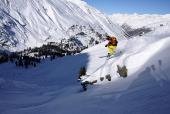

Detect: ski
[99, 51, 122, 59]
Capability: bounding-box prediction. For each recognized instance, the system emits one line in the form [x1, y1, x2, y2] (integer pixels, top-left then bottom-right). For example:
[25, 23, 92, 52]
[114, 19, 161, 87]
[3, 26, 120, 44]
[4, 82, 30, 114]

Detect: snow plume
[0, 0, 124, 51]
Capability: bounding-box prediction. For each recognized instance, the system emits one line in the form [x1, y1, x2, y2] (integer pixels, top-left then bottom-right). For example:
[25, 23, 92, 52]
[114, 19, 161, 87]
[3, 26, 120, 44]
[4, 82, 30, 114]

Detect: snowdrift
[0, 19, 170, 114]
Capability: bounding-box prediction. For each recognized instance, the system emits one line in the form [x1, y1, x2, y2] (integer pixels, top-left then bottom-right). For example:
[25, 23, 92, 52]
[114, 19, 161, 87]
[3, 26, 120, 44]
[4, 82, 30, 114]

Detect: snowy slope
[0, 0, 124, 51]
[0, 19, 170, 114]
[110, 13, 170, 28]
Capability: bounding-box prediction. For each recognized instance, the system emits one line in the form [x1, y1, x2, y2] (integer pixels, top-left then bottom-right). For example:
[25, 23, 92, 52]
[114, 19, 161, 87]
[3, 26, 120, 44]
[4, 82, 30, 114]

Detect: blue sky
[84, 0, 170, 14]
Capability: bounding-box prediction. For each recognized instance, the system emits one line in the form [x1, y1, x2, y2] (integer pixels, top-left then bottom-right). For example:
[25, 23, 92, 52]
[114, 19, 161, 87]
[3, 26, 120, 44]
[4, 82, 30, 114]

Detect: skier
[105, 36, 118, 57]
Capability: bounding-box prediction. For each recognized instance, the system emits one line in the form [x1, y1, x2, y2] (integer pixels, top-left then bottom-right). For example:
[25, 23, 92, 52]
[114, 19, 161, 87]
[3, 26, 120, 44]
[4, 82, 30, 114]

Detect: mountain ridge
[110, 13, 170, 28]
[0, 0, 124, 51]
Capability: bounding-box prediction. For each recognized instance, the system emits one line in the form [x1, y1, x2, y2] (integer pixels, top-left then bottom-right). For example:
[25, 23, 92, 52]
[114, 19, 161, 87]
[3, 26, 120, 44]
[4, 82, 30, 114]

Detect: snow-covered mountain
[1, 0, 170, 113]
[0, 0, 124, 51]
[0, 18, 170, 114]
[110, 13, 170, 28]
